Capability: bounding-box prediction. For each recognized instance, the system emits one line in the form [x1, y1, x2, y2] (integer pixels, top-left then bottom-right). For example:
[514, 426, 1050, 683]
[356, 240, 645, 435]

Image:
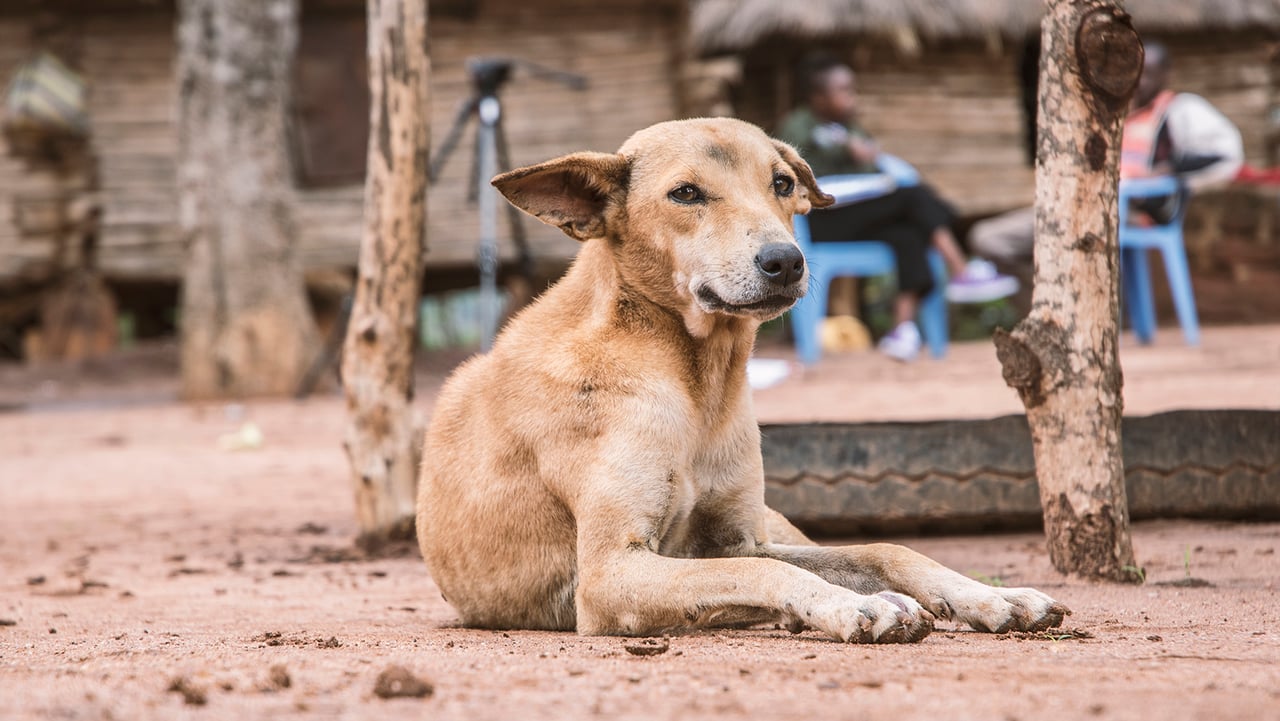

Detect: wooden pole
[341, 0, 430, 547]
[993, 0, 1143, 582]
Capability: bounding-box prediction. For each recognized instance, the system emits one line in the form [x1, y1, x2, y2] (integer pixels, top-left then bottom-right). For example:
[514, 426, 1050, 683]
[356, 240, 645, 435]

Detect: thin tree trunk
[341, 0, 429, 547]
[993, 0, 1143, 582]
[176, 0, 319, 399]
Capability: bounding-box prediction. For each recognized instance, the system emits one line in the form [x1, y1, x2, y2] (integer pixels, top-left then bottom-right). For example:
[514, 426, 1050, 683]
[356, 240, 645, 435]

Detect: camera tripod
[430, 57, 587, 351]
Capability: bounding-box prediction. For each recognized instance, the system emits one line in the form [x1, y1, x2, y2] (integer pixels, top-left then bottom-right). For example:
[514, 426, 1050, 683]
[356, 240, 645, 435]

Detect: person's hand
[846, 136, 879, 165]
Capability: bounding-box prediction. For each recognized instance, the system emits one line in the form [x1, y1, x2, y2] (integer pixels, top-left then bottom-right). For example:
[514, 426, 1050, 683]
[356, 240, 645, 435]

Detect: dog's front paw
[928, 584, 1070, 634]
[803, 591, 935, 644]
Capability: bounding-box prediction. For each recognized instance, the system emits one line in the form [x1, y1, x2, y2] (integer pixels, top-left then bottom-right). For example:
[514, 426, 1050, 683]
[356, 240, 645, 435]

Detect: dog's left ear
[492, 152, 630, 241]
[772, 140, 835, 212]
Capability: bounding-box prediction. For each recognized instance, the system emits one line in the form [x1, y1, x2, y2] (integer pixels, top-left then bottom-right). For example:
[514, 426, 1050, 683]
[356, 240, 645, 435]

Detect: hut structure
[692, 0, 1280, 219]
[0, 0, 689, 314]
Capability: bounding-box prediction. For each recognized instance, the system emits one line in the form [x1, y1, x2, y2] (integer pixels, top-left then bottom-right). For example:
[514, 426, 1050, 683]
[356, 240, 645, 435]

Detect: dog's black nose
[755, 243, 805, 286]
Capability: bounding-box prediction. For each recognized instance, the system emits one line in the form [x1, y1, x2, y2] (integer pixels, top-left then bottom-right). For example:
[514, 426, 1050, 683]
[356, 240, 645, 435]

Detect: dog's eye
[668, 184, 704, 204]
[772, 174, 796, 197]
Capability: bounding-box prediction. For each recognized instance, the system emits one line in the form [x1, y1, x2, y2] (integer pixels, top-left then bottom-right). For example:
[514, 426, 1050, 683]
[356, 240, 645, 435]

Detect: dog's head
[493, 118, 834, 332]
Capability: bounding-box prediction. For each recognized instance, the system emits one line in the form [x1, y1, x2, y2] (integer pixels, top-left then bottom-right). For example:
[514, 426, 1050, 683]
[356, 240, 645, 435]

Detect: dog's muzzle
[692, 242, 809, 318]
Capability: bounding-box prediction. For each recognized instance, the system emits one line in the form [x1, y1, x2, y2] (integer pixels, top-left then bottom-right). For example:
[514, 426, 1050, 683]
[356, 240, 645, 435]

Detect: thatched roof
[693, 0, 1280, 53]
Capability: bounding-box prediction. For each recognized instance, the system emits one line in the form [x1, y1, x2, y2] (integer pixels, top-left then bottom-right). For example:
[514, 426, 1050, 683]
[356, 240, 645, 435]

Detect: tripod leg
[468, 124, 482, 204]
[429, 97, 478, 184]
[496, 115, 535, 281]
[294, 293, 353, 399]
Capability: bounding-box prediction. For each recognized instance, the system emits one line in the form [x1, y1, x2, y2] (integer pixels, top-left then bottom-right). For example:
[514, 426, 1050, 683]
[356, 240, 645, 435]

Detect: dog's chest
[653, 444, 753, 557]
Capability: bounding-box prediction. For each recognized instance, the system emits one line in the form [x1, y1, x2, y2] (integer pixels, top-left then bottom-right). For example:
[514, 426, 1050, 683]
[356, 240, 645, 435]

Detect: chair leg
[1122, 246, 1156, 344]
[792, 275, 827, 365]
[918, 250, 949, 358]
[1160, 238, 1201, 346]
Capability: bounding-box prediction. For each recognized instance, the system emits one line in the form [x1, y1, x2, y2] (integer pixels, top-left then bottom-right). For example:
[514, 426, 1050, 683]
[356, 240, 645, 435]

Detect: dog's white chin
[701, 299, 794, 321]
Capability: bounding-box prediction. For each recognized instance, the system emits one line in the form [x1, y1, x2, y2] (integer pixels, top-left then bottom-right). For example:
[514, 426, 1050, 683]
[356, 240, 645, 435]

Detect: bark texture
[340, 0, 429, 546]
[993, 0, 1143, 582]
[176, 0, 320, 399]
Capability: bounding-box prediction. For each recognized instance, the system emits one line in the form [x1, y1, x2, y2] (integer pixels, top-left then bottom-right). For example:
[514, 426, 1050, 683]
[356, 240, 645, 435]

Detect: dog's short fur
[416, 118, 1068, 642]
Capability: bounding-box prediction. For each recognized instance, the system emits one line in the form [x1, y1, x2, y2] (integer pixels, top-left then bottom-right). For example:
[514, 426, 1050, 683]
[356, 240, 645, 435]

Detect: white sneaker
[878, 321, 922, 362]
[946, 258, 1020, 304]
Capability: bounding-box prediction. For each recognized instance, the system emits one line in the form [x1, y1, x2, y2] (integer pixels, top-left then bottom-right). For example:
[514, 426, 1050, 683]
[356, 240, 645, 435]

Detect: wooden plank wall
[415, 1, 684, 265]
[298, 2, 683, 268]
[1164, 33, 1273, 165]
[0, 0, 683, 283]
[82, 14, 181, 279]
[0, 20, 37, 281]
[852, 45, 1035, 217]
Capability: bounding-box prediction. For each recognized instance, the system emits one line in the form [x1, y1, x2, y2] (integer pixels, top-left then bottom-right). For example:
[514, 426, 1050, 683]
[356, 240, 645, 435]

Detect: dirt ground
[3, 334, 1280, 720]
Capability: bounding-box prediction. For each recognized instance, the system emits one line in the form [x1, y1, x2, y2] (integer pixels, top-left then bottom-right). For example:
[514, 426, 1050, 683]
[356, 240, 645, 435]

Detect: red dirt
[2, 337, 1280, 720]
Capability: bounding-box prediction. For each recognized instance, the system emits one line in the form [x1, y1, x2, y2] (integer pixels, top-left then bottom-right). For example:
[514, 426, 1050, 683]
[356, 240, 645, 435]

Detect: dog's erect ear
[772, 140, 835, 212]
[492, 152, 630, 241]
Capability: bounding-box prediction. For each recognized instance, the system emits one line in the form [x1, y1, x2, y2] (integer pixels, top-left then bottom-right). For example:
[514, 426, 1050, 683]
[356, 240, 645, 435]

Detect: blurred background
[1, 0, 1279, 397]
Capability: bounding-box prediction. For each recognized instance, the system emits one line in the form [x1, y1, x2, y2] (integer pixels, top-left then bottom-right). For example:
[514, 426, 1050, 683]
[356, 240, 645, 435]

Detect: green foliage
[854, 273, 1021, 342]
[951, 297, 1020, 341]
[1121, 564, 1146, 582]
[966, 570, 1006, 587]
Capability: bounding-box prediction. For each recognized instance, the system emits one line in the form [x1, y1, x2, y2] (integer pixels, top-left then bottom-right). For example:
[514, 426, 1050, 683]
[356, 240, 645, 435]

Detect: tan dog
[416, 118, 1068, 643]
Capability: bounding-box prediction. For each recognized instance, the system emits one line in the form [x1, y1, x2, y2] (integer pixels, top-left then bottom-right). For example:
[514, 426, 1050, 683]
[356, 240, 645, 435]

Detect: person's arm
[846, 131, 879, 167]
[1165, 93, 1244, 192]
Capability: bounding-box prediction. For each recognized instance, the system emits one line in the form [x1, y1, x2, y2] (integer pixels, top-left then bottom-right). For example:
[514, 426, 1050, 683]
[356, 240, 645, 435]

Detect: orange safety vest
[1120, 90, 1176, 179]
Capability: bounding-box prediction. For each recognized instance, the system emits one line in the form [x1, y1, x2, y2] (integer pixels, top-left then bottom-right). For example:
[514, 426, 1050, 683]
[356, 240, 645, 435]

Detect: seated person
[971, 39, 1243, 267]
[777, 55, 1018, 362]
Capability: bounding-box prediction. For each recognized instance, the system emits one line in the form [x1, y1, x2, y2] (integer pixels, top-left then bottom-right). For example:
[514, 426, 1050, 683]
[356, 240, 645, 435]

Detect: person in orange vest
[1121, 41, 1243, 223]
[970, 40, 1243, 264]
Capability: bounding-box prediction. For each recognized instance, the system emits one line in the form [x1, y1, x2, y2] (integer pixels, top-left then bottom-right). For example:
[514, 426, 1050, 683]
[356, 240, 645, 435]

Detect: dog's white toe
[803, 591, 934, 644]
[931, 583, 1070, 633]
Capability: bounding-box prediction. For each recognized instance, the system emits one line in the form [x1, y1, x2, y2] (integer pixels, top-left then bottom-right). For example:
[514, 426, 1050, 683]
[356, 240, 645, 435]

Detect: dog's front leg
[573, 506, 930, 643]
[757, 542, 1069, 634]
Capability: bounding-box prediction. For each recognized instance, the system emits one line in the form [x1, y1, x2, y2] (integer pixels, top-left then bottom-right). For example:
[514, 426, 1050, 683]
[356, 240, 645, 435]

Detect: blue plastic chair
[790, 155, 949, 364]
[1119, 176, 1199, 346]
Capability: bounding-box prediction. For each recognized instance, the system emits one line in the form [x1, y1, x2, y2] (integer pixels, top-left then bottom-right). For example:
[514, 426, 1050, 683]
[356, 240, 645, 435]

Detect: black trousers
[806, 184, 955, 298]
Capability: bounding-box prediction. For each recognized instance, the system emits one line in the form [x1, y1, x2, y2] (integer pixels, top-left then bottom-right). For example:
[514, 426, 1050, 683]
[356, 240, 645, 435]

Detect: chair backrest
[792, 212, 814, 248]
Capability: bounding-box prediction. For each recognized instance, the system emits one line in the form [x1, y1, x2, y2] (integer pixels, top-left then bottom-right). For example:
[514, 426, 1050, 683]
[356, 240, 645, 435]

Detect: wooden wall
[84, 14, 180, 279]
[852, 43, 1035, 217]
[736, 31, 1276, 219]
[1163, 32, 1275, 165]
[0, 0, 685, 284]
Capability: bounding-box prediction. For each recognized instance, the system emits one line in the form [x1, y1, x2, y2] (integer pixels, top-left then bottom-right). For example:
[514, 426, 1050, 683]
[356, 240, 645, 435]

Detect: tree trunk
[176, 0, 320, 399]
[341, 0, 429, 547]
[993, 0, 1143, 582]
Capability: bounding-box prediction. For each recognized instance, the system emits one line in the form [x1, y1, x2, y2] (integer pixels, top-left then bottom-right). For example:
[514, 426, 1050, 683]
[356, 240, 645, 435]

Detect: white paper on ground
[746, 357, 792, 390]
